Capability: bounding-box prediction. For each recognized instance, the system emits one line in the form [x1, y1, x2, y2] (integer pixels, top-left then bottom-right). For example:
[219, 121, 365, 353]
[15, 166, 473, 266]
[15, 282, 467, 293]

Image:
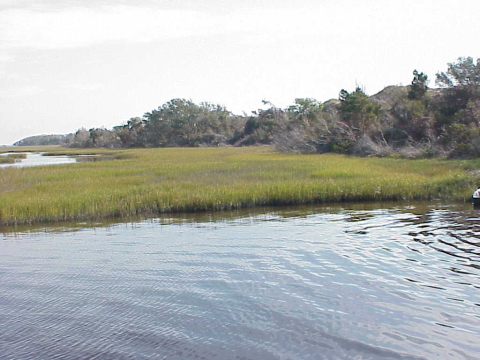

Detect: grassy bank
[0, 153, 27, 164]
[0, 146, 478, 226]
[0, 157, 15, 164]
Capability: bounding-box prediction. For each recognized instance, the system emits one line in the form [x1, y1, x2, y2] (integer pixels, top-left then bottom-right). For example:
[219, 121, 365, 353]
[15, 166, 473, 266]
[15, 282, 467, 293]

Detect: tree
[71, 128, 89, 147]
[339, 87, 381, 131]
[115, 117, 145, 147]
[88, 127, 120, 148]
[434, 57, 480, 129]
[143, 99, 241, 147]
[408, 70, 428, 99]
[436, 57, 480, 97]
[286, 98, 323, 125]
[143, 99, 201, 147]
[241, 107, 283, 145]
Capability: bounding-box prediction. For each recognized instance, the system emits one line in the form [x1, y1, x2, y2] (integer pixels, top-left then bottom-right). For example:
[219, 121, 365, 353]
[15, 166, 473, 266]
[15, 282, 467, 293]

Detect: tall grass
[0, 157, 15, 164]
[0, 153, 27, 164]
[0, 146, 61, 154]
[0, 146, 478, 225]
[7, 154, 27, 159]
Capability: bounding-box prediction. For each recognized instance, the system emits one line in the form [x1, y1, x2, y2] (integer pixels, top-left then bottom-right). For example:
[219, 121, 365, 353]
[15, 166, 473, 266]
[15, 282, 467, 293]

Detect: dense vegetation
[14, 57, 480, 158]
[14, 134, 73, 146]
[0, 147, 478, 226]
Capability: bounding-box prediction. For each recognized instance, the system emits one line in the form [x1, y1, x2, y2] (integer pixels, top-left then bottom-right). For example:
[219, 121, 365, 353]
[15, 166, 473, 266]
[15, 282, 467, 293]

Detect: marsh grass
[0, 157, 15, 164]
[0, 146, 61, 154]
[0, 153, 28, 164]
[0, 146, 478, 225]
[42, 148, 129, 156]
[43, 148, 133, 162]
[7, 154, 27, 159]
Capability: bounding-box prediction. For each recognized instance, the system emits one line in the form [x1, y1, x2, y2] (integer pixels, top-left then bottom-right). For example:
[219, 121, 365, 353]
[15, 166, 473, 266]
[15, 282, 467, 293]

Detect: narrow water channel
[1, 203, 479, 359]
[0, 152, 77, 168]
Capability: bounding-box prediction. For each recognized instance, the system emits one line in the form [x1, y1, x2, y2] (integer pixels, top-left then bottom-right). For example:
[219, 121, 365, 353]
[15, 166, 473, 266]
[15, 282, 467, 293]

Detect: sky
[0, 0, 478, 145]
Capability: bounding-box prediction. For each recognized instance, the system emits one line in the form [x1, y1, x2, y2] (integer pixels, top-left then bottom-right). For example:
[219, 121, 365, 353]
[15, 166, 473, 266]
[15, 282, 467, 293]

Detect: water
[0, 152, 77, 168]
[1, 203, 479, 359]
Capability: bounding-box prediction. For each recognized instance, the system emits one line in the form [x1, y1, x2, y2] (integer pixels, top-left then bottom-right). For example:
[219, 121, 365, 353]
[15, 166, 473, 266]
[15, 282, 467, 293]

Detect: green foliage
[143, 99, 243, 147]
[286, 98, 323, 124]
[115, 117, 145, 147]
[444, 123, 478, 143]
[339, 87, 381, 131]
[328, 139, 353, 154]
[436, 57, 480, 92]
[143, 99, 201, 147]
[408, 70, 428, 99]
[239, 105, 284, 145]
[69, 127, 122, 148]
[442, 123, 480, 157]
[390, 96, 429, 143]
[431, 58, 480, 147]
[54, 56, 480, 159]
[244, 118, 260, 135]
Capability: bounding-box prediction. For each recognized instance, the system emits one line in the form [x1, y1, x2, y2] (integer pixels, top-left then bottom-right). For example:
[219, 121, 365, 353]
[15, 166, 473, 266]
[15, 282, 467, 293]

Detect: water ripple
[1, 203, 479, 359]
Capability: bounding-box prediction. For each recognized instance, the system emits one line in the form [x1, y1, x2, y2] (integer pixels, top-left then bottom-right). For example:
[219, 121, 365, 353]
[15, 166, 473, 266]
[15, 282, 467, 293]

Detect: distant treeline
[17, 57, 480, 158]
[14, 134, 74, 146]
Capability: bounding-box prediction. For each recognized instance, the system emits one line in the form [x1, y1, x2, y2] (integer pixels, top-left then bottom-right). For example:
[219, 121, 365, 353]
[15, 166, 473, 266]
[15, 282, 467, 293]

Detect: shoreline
[0, 147, 477, 227]
[1, 200, 473, 234]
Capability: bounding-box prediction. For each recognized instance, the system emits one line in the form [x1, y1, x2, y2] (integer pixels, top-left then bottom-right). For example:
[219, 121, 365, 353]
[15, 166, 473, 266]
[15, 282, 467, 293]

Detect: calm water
[1, 203, 479, 359]
[0, 152, 77, 168]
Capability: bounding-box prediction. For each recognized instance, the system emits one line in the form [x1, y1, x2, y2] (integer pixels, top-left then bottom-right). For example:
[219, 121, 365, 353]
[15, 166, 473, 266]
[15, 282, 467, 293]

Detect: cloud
[0, 53, 14, 62]
[0, 5, 223, 50]
[1, 0, 479, 53]
[0, 85, 44, 98]
[63, 82, 104, 91]
[0, 3, 389, 51]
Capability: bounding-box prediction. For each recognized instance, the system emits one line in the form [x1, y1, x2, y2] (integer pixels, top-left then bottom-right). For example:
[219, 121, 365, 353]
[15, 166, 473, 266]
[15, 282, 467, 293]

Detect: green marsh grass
[0, 146, 61, 154]
[7, 153, 27, 159]
[0, 157, 15, 164]
[0, 153, 28, 164]
[0, 146, 478, 225]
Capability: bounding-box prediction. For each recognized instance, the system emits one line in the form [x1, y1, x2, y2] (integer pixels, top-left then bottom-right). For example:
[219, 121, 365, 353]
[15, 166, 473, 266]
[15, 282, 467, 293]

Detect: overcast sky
[0, 0, 478, 145]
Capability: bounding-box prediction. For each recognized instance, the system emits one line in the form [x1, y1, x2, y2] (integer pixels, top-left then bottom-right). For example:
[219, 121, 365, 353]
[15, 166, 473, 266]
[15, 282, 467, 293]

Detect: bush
[350, 135, 393, 157]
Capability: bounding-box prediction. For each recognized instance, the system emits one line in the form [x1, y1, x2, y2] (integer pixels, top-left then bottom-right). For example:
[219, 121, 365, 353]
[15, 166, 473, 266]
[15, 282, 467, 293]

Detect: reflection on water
[0, 152, 76, 168]
[1, 203, 479, 359]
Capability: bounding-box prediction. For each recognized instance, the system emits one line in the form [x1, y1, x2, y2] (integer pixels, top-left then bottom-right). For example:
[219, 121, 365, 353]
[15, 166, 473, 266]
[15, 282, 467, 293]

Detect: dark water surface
[1, 203, 479, 359]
